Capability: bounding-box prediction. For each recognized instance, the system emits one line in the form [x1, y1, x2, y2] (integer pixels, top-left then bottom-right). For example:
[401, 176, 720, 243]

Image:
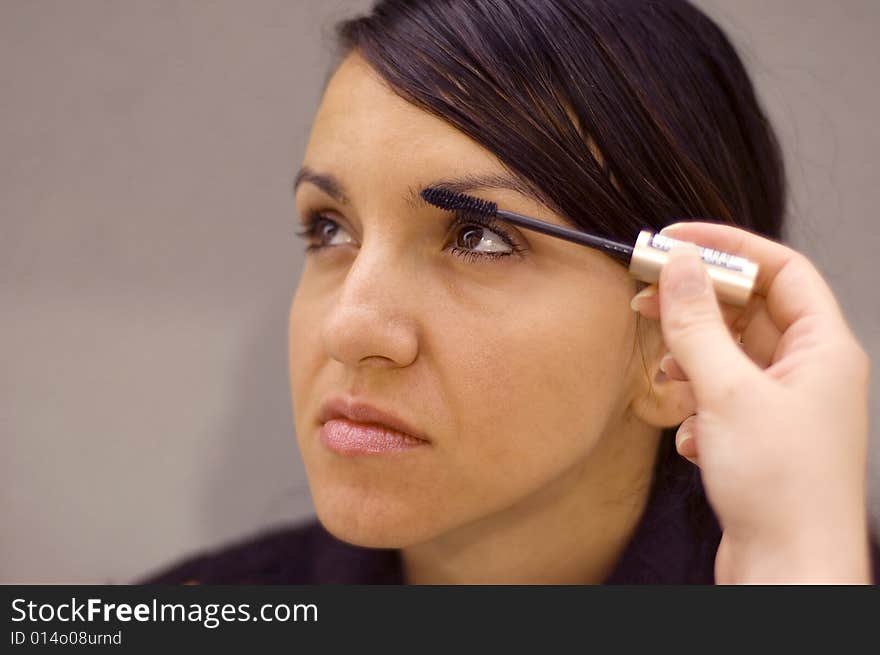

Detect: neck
[400, 424, 661, 584]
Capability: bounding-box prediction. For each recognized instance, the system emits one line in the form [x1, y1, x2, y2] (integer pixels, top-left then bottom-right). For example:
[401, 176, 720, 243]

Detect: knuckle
[788, 250, 815, 275]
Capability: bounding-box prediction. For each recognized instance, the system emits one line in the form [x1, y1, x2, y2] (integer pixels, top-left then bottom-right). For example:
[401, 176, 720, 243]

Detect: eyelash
[293, 210, 527, 262]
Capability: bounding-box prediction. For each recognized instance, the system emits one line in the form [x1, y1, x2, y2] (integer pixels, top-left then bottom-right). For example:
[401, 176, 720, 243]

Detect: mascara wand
[421, 187, 758, 307]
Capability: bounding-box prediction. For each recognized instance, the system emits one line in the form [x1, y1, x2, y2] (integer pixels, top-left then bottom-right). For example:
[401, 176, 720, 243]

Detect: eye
[294, 212, 356, 252]
[294, 209, 526, 262]
[454, 225, 510, 253]
[447, 213, 525, 262]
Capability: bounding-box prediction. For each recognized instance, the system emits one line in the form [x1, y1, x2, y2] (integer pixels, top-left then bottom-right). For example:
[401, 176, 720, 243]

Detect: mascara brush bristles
[420, 186, 634, 265]
[421, 187, 498, 217]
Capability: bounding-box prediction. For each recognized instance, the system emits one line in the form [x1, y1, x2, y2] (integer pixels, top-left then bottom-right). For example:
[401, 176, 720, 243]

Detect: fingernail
[629, 286, 657, 312]
[659, 352, 674, 374]
[666, 244, 707, 300]
[675, 429, 692, 453]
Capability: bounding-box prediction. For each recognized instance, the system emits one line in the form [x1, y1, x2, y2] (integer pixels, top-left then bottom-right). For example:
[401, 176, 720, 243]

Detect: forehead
[303, 53, 502, 183]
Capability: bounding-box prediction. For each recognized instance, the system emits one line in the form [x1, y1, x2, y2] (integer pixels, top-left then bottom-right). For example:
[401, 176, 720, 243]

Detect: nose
[321, 243, 420, 370]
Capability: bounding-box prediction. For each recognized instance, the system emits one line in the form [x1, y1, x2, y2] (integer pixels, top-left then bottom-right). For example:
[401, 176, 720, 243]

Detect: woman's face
[289, 53, 666, 548]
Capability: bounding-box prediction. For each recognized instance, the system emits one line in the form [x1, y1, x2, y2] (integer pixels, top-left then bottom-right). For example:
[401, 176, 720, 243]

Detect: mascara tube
[628, 231, 759, 306]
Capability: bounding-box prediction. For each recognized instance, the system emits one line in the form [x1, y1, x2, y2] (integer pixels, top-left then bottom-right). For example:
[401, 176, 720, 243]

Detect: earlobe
[630, 356, 697, 429]
[630, 319, 697, 428]
[632, 373, 697, 428]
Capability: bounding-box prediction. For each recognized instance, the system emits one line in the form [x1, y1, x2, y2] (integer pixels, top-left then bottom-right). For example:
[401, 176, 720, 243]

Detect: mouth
[316, 395, 430, 456]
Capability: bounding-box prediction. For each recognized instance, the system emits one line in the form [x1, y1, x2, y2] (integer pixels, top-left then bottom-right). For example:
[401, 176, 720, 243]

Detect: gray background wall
[2, 0, 878, 583]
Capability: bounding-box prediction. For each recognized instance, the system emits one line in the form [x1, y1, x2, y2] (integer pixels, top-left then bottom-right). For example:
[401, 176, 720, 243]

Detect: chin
[309, 481, 446, 549]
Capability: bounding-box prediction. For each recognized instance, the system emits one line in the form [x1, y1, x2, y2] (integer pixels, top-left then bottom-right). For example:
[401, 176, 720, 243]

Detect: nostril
[358, 355, 398, 368]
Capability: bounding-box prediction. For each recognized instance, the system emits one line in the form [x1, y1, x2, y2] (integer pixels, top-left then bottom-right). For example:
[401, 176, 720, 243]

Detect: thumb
[659, 243, 753, 401]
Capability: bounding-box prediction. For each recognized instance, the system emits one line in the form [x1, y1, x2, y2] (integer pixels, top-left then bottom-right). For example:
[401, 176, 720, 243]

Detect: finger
[660, 332, 768, 381]
[635, 286, 752, 379]
[660, 352, 689, 381]
[736, 300, 782, 368]
[630, 284, 660, 317]
[660, 222, 845, 335]
[638, 286, 761, 378]
[676, 415, 699, 466]
[658, 243, 756, 403]
[633, 283, 747, 328]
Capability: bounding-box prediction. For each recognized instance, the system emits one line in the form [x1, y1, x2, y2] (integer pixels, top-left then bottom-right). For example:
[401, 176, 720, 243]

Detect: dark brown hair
[334, 0, 786, 245]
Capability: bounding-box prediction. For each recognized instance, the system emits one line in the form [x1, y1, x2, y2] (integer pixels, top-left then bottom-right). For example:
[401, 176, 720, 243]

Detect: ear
[628, 319, 697, 429]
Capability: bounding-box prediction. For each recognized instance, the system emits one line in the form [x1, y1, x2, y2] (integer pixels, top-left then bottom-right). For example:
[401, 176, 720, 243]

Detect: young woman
[141, 0, 876, 584]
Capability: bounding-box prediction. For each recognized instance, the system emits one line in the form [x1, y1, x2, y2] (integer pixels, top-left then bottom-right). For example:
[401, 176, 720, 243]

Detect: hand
[630, 222, 872, 584]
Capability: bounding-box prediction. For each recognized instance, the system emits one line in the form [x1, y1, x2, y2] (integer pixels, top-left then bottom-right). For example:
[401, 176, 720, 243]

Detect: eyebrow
[293, 166, 540, 208]
[293, 167, 349, 204]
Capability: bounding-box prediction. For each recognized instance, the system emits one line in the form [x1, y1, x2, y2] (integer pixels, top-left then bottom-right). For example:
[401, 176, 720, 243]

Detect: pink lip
[320, 419, 427, 455]
[316, 395, 429, 456]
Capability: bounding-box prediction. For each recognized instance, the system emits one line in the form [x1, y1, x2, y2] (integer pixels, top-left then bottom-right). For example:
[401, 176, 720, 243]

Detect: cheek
[435, 287, 637, 495]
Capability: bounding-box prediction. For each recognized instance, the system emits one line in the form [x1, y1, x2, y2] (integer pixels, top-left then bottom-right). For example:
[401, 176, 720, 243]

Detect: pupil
[320, 221, 337, 242]
[460, 227, 482, 249]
